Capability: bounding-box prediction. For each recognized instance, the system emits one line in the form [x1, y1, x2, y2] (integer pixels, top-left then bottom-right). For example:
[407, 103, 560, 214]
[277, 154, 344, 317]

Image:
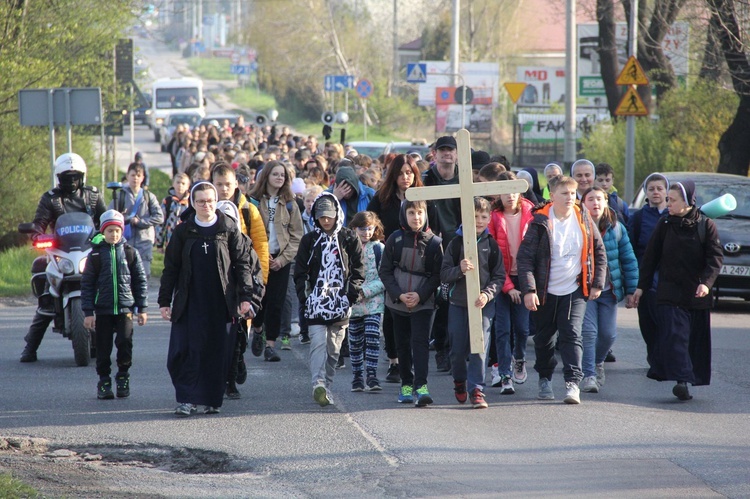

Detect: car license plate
[720, 265, 750, 276]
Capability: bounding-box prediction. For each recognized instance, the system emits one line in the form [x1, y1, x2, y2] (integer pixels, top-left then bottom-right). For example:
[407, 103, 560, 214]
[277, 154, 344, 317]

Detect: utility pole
[392, 0, 398, 97]
[624, 0, 639, 203]
[563, 0, 577, 166]
[450, 0, 460, 87]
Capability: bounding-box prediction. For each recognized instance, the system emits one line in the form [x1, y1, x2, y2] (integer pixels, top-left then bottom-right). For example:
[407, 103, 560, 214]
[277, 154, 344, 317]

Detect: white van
[149, 77, 205, 142]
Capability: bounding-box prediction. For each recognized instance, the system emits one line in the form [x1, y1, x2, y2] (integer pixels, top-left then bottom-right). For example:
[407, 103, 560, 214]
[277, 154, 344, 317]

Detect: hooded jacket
[517, 201, 607, 303]
[440, 226, 505, 307]
[379, 202, 443, 315]
[82, 234, 148, 317]
[293, 192, 365, 325]
[233, 189, 270, 283]
[111, 185, 164, 256]
[600, 220, 639, 302]
[328, 166, 375, 226]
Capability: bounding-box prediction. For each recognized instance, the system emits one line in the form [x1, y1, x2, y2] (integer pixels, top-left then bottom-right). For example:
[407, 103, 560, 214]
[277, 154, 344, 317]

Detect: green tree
[0, 0, 136, 245]
[581, 79, 737, 193]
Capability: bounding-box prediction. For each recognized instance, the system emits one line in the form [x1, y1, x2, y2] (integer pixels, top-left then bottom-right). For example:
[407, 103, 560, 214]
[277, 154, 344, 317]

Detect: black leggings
[252, 262, 292, 342]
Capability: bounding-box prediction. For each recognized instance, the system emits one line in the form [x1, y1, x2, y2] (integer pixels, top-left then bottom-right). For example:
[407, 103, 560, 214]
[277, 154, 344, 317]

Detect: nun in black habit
[158, 182, 255, 416]
[632, 180, 723, 401]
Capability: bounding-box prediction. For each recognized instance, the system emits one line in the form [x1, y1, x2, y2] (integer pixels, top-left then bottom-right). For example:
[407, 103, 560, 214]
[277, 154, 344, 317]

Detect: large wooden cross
[406, 129, 528, 354]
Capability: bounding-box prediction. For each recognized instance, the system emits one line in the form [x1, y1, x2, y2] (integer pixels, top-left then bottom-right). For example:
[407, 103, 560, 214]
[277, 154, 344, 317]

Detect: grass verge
[0, 473, 38, 498]
[186, 57, 234, 80]
[0, 246, 37, 297]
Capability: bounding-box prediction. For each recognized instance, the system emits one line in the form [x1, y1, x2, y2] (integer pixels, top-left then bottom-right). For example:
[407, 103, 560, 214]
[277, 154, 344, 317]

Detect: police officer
[20, 153, 107, 362]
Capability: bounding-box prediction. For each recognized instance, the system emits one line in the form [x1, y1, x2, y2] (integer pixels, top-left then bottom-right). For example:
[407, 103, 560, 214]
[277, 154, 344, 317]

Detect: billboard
[435, 87, 493, 134]
[418, 61, 500, 106]
[515, 67, 566, 106]
[518, 113, 610, 143]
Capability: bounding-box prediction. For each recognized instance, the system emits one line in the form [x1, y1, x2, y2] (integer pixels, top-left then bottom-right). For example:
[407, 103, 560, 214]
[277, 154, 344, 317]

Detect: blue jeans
[581, 291, 618, 378]
[448, 304, 492, 392]
[494, 276, 530, 376]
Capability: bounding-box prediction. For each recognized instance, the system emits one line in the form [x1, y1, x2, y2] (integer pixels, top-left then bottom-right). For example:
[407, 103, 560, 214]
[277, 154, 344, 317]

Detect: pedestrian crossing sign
[406, 63, 427, 83]
[616, 56, 649, 85]
[615, 86, 649, 116]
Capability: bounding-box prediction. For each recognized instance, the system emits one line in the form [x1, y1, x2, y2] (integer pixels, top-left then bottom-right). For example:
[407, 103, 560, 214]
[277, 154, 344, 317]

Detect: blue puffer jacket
[602, 221, 639, 302]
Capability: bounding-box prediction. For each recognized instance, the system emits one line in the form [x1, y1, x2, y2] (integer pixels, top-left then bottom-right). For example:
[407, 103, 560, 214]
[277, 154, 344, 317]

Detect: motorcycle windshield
[54, 212, 95, 252]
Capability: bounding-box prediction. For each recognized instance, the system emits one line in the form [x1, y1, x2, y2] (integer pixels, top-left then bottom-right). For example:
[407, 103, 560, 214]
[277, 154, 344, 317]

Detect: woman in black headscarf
[632, 180, 723, 401]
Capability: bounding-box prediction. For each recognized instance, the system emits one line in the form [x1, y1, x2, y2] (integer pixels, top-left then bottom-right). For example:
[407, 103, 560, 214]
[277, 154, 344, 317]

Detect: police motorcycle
[19, 213, 96, 366]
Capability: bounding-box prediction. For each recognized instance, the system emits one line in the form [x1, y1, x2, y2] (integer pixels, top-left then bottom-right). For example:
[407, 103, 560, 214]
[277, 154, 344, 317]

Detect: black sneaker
[435, 351, 451, 372]
[97, 378, 114, 400]
[115, 372, 130, 398]
[264, 346, 280, 362]
[351, 378, 365, 392]
[605, 349, 616, 362]
[225, 382, 241, 399]
[251, 329, 264, 357]
[336, 355, 345, 369]
[385, 364, 400, 383]
[299, 332, 311, 345]
[236, 356, 247, 385]
[365, 377, 382, 392]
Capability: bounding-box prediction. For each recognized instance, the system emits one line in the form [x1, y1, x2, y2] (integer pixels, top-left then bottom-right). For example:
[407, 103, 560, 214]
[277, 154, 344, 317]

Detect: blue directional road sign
[325, 74, 356, 92]
[249, 61, 258, 72]
[230, 64, 251, 75]
[356, 79, 373, 99]
[406, 63, 427, 83]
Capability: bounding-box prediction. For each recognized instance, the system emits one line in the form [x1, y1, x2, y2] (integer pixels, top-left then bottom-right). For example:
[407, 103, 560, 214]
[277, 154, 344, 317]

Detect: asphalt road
[3, 37, 749, 498]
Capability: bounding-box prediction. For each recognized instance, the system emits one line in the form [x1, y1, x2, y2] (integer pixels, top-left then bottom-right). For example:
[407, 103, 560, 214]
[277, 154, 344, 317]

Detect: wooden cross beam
[405, 129, 528, 354]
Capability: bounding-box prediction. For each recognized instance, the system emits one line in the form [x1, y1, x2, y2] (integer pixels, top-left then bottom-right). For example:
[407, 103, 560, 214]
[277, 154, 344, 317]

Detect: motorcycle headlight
[56, 257, 75, 275]
[79, 257, 88, 274]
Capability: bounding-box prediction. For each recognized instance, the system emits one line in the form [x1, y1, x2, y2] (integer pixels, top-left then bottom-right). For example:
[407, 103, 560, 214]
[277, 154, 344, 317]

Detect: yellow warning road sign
[616, 56, 649, 85]
[504, 82, 528, 104]
[615, 86, 649, 116]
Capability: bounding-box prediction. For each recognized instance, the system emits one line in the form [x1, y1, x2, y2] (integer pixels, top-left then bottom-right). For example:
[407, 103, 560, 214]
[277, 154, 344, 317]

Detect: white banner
[418, 61, 500, 106]
[519, 113, 610, 142]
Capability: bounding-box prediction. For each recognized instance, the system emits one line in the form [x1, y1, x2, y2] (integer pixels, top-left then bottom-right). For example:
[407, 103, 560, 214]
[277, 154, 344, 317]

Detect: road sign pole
[65, 89, 73, 152]
[47, 90, 56, 189]
[363, 101, 367, 140]
[130, 85, 135, 161]
[624, 0, 639, 203]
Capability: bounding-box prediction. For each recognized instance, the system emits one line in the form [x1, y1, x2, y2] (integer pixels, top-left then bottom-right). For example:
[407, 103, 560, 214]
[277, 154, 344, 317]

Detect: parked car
[159, 111, 202, 152]
[384, 140, 431, 159]
[631, 172, 750, 301]
[345, 141, 387, 159]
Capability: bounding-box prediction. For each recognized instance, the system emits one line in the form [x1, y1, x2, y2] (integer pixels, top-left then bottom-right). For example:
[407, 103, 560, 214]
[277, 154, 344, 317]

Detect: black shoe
[264, 346, 280, 362]
[299, 332, 311, 345]
[605, 350, 616, 362]
[236, 356, 247, 385]
[115, 372, 130, 398]
[340, 343, 350, 358]
[97, 378, 114, 400]
[225, 382, 241, 399]
[251, 330, 264, 357]
[673, 382, 693, 401]
[435, 351, 451, 372]
[385, 364, 401, 383]
[336, 355, 346, 369]
[20, 345, 37, 363]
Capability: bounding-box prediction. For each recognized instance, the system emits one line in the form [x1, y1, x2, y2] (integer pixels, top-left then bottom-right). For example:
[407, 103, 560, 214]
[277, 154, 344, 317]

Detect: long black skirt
[648, 305, 711, 386]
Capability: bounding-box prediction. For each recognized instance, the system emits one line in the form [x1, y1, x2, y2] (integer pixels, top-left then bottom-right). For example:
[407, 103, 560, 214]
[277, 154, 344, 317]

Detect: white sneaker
[500, 375, 515, 395]
[564, 381, 581, 404]
[538, 378, 554, 400]
[581, 376, 599, 393]
[491, 364, 502, 387]
[595, 362, 605, 386]
[290, 322, 301, 337]
[512, 359, 528, 384]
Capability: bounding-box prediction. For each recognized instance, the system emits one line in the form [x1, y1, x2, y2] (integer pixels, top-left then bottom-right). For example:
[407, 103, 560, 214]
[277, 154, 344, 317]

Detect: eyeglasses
[194, 199, 216, 206]
[356, 226, 375, 232]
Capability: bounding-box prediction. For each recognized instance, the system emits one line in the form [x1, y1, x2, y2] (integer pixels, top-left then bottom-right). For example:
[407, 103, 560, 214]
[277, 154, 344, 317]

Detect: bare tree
[705, 0, 750, 176]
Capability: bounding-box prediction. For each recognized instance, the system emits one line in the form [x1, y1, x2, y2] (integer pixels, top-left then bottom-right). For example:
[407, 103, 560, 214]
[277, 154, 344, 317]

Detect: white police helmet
[54, 153, 87, 179]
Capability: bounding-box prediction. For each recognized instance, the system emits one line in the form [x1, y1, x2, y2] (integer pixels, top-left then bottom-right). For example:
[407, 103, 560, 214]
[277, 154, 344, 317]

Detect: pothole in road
[67, 443, 255, 475]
